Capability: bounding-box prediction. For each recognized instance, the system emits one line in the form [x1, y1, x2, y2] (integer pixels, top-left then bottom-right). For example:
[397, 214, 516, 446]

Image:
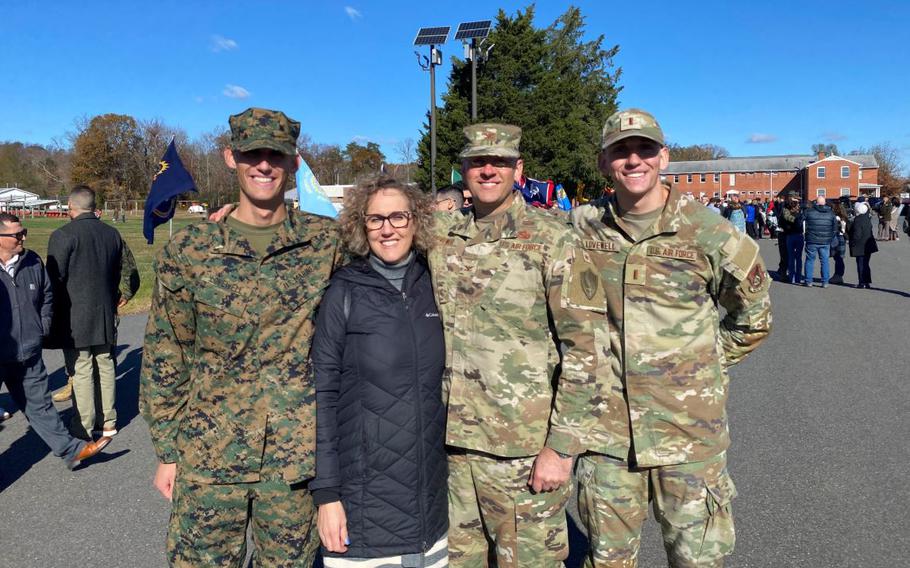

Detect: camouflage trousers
[576, 453, 736, 568]
[167, 477, 319, 567]
[447, 449, 570, 568]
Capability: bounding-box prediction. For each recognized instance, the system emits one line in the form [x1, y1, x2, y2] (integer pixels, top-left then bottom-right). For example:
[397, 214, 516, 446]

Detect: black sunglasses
[0, 229, 27, 240]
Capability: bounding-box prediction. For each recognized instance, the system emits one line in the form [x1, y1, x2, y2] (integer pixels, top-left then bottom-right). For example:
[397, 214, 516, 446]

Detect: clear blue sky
[2, 0, 908, 172]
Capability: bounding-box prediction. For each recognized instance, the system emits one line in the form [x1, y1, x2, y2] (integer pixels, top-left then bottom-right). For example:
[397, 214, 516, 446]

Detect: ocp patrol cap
[229, 107, 300, 156]
[458, 123, 522, 159]
[601, 108, 665, 150]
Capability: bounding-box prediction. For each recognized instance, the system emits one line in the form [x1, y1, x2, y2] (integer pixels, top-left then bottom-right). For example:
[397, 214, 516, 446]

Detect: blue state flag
[143, 139, 196, 244]
[555, 184, 572, 211]
[296, 157, 337, 218]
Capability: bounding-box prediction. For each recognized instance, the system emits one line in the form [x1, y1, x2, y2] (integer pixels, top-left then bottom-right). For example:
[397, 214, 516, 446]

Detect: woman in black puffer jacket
[310, 177, 448, 566]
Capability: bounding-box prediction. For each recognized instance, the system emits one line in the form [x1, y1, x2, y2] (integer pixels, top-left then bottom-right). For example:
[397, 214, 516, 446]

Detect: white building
[0, 187, 61, 211]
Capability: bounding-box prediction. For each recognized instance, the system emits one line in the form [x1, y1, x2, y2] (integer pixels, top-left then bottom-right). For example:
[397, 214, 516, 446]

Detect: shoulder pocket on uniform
[563, 250, 607, 314]
[720, 235, 759, 282]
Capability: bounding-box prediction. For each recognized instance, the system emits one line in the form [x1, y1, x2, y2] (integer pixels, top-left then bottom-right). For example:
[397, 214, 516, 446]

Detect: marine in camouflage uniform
[429, 124, 601, 567]
[140, 107, 345, 567]
[570, 109, 772, 567]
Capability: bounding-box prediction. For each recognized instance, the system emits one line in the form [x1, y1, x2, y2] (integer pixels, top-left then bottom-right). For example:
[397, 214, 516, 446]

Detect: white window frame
[700, 174, 706, 183]
[841, 166, 849, 178]
[729, 173, 736, 186]
[817, 166, 826, 179]
[817, 188, 826, 197]
[713, 173, 720, 182]
[674, 175, 679, 183]
[840, 188, 850, 196]
[687, 174, 693, 183]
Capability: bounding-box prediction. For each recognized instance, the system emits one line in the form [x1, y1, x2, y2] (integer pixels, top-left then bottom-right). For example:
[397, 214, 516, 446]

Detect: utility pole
[414, 26, 450, 195]
[455, 20, 492, 123]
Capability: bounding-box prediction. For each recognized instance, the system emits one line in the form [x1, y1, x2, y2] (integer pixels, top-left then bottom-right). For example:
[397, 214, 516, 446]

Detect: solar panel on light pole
[414, 26, 450, 194]
[455, 20, 492, 121]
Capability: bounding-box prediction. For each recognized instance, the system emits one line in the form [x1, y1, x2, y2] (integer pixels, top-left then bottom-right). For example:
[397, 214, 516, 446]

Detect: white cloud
[746, 133, 777, 144]
[344, 6, 362, 20]
[223, 84, 251, 99]
[194, 96, 205, 104]
[822, 131, 847, 142]
[211, 35, 238, 52]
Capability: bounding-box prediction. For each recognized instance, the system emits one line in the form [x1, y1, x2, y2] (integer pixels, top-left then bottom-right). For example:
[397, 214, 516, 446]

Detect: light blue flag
[555, 183, 572, 211]
[296, 156, 337, 218]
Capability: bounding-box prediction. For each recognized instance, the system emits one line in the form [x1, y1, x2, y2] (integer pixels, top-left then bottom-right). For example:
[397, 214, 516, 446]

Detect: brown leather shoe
[52, 378, 73, 403]
[67, 436, 112, 470]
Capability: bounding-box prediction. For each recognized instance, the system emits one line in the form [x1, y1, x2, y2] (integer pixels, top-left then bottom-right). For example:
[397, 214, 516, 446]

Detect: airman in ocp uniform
[570, 109, 772, 567]
[429, 124, 603, 567]
[140, 107, 345, 567]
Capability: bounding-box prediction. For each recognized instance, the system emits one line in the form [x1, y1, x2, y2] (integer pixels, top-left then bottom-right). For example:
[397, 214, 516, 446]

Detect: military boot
[52, 377, 74, 403]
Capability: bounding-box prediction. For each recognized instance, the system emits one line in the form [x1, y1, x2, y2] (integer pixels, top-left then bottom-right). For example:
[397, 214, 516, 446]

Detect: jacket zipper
[402, 284, 428, 551]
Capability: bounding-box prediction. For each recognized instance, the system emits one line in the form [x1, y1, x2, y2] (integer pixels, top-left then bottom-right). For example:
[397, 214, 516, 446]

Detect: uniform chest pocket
[193, 283, 249, 353]
[488, 253, 542, 312]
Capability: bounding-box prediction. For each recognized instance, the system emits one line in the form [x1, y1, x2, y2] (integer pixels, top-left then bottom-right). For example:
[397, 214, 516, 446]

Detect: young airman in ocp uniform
[571, 109, 772, 567]
[141, 108, 345, 567]
[429, 124, 603, 567]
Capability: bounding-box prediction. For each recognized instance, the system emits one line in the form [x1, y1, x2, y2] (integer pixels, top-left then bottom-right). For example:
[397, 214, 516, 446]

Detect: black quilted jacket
[310, 255, 447, 558]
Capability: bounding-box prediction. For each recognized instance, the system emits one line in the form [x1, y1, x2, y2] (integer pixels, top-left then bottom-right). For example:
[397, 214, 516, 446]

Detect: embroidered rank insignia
[747, 263, 766, 293]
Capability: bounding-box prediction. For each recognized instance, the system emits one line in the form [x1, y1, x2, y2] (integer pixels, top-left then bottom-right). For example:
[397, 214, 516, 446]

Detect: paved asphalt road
[2, 237, 909, 567]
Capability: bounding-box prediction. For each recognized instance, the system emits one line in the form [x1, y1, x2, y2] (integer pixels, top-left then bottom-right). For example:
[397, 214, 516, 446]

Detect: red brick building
[663, 152, 880, 201]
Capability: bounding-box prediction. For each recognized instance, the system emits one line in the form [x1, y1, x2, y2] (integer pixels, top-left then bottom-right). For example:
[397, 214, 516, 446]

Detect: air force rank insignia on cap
[620, 114, 644, 131]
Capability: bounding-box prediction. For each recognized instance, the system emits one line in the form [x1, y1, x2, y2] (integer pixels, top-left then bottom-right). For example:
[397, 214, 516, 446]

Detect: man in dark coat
[1, 212, 112, 469]
[803, 196, 838, 287]
[46, 186, 130, 440]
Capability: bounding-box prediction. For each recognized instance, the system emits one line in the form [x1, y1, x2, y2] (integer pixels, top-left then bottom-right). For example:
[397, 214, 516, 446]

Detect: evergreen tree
[416, 5, 622, 199]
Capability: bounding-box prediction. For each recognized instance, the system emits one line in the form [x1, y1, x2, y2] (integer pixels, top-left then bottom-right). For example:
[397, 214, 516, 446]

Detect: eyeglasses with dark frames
[364, 211, 412, 231]
[0, 229, 27, 240]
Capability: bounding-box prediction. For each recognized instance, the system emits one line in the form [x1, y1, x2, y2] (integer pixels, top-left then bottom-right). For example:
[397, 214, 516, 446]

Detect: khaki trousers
[63, 344, 116, 438]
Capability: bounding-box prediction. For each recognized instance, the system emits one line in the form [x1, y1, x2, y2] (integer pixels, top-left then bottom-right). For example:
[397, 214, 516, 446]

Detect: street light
[455, 20, 492, 122]
[414, 26, 450, 195]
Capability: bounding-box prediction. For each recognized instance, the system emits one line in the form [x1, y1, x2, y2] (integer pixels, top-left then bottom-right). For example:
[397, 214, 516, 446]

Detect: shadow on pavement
[72, 448, 130, 470]
[866, 286, 910, 298]
[0, 427, 51, 492]
[115, 346, 143, 430]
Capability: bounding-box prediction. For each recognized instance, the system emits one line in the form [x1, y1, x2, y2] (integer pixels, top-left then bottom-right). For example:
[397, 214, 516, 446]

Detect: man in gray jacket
[0, 212, 111, 470]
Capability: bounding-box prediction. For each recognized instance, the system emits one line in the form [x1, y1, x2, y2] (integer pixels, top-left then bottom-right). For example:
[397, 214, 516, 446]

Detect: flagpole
[169, 218, 173, 238]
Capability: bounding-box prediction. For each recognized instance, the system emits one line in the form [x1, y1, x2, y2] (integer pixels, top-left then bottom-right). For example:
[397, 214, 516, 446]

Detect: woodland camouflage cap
[229, 107, 300, 156]
[458, 123, 522, 159]
[601, 108, 665, 150]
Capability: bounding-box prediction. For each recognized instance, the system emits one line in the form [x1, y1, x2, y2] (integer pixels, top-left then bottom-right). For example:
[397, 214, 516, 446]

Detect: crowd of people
[694, 191, 907, 289]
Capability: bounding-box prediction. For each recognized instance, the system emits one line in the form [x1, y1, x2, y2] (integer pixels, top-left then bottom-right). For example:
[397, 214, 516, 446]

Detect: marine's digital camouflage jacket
[429, 195, 602, 458]
[140, 208, 344, 484]
[572, 187, 772, 467]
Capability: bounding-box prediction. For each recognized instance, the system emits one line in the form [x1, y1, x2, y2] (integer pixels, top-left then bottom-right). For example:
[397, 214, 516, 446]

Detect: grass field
[18, 214, 199, 314]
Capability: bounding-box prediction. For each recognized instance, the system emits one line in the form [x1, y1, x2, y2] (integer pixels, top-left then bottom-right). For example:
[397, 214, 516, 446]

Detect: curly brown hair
[338, 176, 435, 257]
